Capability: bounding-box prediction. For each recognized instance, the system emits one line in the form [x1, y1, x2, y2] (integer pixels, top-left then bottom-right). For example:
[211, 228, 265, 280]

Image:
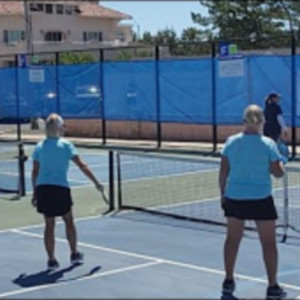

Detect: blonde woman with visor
[32, 113, 104, 271]
[219, 105, 286, 300]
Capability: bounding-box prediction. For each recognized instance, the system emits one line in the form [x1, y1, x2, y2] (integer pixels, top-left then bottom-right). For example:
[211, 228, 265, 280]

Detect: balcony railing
[0, 39, 130, 56]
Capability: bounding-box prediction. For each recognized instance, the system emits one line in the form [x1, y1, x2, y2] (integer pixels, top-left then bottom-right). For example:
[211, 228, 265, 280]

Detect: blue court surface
[1, 148, 300, 298]
[0, 150, 111, 195]
[1, 214, 300, 299]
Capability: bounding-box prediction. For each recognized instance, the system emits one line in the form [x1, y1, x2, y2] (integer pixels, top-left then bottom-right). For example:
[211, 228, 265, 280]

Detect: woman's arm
[270, 160, 285, 178]
[219, 156, 229, 207]
[277, 114, 289, 140]
[72, 155, 103, 190]
[31, 160, 39, 206]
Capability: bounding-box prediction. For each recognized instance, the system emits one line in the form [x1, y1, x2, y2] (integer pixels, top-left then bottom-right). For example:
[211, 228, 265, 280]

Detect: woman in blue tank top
[32, 113, 104, 271]
[219, 105, 286, 300]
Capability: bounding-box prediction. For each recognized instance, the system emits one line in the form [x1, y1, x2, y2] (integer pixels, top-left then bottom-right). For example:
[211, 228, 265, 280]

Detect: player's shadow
[13, 264, 101, 287]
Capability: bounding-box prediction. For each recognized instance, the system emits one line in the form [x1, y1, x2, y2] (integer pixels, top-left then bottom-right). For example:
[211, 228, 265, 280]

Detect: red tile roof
[0, 1, 132, 20]
[80, 2, 131, 19]
[0, 1, 23, 15]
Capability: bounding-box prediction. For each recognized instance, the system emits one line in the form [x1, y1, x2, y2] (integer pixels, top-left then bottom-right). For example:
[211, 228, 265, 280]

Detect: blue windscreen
[0, 54, 299, 125]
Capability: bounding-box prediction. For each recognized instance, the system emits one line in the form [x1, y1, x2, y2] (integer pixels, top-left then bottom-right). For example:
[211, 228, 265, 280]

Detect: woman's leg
[44, 216, 56, 261]
[62, 210, 77, 254]
[255, 220, 277, 286]
[224, 217, 245, 280]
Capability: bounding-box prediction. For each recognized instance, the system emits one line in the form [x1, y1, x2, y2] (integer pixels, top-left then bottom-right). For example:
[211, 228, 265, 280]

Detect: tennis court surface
[1, 147, 300, 299]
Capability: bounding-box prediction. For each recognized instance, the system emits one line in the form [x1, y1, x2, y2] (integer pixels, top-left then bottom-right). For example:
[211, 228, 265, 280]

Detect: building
[0, 0, 133, 66]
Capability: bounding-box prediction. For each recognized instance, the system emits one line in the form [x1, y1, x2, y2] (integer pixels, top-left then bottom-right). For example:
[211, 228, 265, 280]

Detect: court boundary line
[146, 183, 300, 211]
[0, 214, 103, 234]
[0, 259, 161, 298]
[22, 180, 109, 196]
[5, 228, 300, 295]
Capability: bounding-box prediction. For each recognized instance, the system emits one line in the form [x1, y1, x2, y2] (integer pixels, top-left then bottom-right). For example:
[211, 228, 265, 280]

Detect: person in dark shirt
[263, 92, 288, 142]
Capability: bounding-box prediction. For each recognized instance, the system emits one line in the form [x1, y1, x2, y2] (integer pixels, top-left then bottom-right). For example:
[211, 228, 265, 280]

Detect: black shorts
[35, 185, 73, 217]
[223, 196, 278, 220]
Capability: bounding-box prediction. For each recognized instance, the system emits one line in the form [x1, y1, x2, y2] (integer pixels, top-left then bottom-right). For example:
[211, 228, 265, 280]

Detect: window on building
[74, 5, 81, 13]
[116, 31, 125, 42]
[56, 4, 64, 14]
[45, 31, 62, 42]
[3, 30, 26, 45]
[45, 4, 53, 14]
[29, 3, 44, 12]
[65, 5, 73, 15]
[83, 31, 103, 42]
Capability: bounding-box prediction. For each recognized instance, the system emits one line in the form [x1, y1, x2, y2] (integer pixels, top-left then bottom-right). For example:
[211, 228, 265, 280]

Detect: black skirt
[223, 195, 278, 220]
[35, 185, 73, 217]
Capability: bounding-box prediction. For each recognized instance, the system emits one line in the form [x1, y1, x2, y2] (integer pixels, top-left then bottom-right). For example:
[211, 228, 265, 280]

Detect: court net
[116, 151, 300, 243]
[0, 141, 26, 196]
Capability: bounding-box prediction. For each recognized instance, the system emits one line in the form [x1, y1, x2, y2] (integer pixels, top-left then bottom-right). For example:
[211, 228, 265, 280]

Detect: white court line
[0, 171, 18, 176]
[8, 229, 300, 294]
[24, 163, 108, 177]
[0, 260, 161, 298]
[0, 214, 103, 234]
[116, 168, 219, 186]
[67, 178, 93, 184]
[23, 180, 109, 196]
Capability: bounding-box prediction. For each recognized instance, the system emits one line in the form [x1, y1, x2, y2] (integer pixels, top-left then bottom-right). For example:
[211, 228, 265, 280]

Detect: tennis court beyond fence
[115, 150, 300, 245]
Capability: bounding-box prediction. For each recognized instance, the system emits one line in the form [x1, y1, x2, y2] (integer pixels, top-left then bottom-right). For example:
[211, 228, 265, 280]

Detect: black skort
[223, 195, 278, 220]
[36, 185, 73, 217]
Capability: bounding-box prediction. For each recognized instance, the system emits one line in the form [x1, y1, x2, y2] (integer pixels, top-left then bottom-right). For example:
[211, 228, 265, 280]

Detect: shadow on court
[13, 264, 101, 287]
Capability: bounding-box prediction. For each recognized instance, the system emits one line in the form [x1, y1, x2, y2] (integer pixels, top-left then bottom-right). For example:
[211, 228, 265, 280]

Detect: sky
[101, 1, 207, 37]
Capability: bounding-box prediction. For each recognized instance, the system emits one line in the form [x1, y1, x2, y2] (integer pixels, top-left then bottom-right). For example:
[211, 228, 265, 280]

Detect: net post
[116, 152, 122, 210]
[18, 142, 26, 197]
[108, 150, 114, 211]
[281, 171, 289, 243]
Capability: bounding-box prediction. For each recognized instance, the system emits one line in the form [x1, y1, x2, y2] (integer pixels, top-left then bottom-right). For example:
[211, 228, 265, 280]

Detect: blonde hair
[45, 113, 64, 137]
[243, 105, 264, 129]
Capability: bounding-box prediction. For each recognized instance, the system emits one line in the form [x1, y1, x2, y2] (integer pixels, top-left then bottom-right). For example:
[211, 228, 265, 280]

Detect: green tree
[277, 0, 300, 38]
[116, 50, 132, 60]
[181, 27, 210, 42]
[153, 28, 178, 46]
[141, 31, 154, 44]
[59, 52, 96, 65]
[191, 0, 288, 41]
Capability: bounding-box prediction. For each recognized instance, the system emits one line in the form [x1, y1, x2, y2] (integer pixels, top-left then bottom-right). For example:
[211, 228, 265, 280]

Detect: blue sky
[101, 1, 207, 37]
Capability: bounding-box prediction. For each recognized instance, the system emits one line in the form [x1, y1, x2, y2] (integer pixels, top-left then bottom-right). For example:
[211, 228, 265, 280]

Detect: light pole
[132, 18, 140, 40]
[24, 0, 38, 129]
[23, 0, 34, 55]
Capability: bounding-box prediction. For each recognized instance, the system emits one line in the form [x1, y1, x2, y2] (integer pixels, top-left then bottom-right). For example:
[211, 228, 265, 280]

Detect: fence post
[15, 54, 26, 196]
[291, 35, 297, 158]
[211, 41, 217, 152]
[155, 45, 161, 148]
[100, 49, 106, 145]
[55, 52, 60, 114]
